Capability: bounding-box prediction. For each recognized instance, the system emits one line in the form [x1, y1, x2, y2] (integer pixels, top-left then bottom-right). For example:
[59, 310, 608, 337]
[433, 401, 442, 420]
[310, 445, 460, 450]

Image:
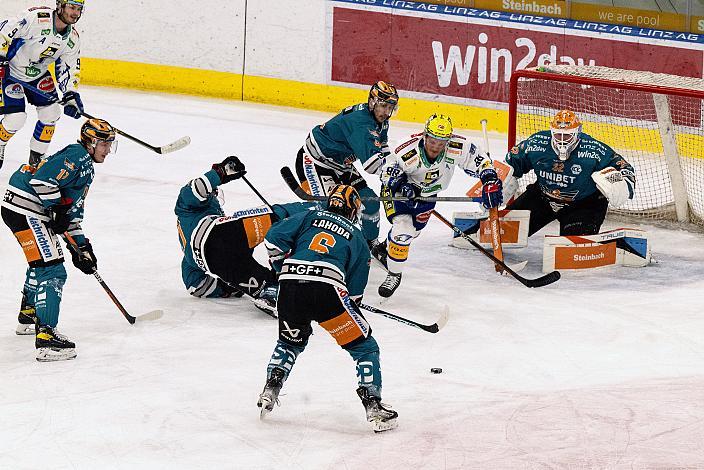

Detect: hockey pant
[198, 216, 276, 297]
[381, 187, 435, 274]
[507, 182, 609, 236]
[266, 280, 383, 397]
[0, 73, 61, 157]
[2, 207, 67, 327]
[295, 147, 380, 241]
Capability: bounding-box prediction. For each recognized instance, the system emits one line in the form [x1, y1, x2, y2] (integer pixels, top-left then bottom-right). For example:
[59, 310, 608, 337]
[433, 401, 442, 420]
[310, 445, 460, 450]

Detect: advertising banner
[330, 1, 703, 107]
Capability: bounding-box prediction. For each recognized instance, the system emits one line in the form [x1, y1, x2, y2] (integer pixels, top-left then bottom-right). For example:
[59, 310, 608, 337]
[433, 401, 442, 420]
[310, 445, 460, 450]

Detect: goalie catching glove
[591, 167, 635, 208]
[67, 239, 97, 275]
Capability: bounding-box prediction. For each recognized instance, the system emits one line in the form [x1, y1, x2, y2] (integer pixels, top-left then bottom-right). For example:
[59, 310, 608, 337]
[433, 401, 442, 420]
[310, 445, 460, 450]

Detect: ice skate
[251, 282, 278, 318]
[378, 271, 402, 298]
[35, 324, 77, 362]
[356, 386, 398, 433]
[16, 296, 36, 335]
[257, 367, 285, 419]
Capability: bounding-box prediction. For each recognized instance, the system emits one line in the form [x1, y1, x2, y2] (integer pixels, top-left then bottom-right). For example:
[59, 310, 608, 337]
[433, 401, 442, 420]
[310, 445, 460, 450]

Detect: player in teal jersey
[1, 118, 115, 361]
[175, 156, 317, 317]
[294, 81, 399, 249]
[257, 184, 398, 433]
[505, 109, 636, 236]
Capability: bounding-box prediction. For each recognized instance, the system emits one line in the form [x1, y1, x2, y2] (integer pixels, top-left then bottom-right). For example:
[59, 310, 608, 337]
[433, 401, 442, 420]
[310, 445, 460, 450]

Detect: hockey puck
[430, 367, 443, 374]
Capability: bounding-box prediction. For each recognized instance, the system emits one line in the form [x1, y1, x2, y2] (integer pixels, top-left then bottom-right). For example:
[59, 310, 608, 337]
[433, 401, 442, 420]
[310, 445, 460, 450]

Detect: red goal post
[508, 65, 704, 228]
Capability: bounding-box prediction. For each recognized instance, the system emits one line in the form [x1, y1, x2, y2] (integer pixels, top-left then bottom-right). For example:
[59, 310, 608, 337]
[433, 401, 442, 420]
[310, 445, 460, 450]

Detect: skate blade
[16, 323, 35, 335]
[251, 300, 278, 318]
[36, 347, 77, 362]
[258, 400, 275, 420]
[371, 417, 398, 433]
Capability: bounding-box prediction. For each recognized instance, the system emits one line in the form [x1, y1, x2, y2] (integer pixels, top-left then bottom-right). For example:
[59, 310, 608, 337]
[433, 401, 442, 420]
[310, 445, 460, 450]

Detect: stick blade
[135, 309, 164, 322]
[505, 260, 528, 273]
[435, 305, 449, 332]
[158, 136, 191, 154]
[525, 270, 561, 288]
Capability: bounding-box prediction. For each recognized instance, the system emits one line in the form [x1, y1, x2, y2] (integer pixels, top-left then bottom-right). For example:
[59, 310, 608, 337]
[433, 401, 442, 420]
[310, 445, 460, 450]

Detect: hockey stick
[241, 175, 276, 212]
[63, 233, 163, 324]
[280, 166, 477, 203]
[18, 80, 190, 154]
[481, 119, 505, 273]
[431, 210, 560, 288]
[359, 303, 449, 334]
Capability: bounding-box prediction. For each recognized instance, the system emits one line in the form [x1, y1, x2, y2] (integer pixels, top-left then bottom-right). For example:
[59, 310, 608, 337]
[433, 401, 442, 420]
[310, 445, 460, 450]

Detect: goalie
[504, 109, 636, 236]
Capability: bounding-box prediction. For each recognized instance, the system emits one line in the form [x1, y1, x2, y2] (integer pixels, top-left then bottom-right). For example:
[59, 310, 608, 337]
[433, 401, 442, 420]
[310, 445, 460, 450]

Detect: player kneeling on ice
[504, 109, 636, 236]
[372, 114, 503, 297]
[175, 156, 318, 317]
[293, 80, 399, 250]
[258, 185, 398, 433]
[1, 118, 116, 362]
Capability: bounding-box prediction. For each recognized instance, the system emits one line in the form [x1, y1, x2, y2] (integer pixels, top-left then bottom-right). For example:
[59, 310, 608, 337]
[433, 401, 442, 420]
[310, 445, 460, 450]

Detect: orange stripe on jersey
[243, 214, 273, 248]
[15, 229, 41, 262]
[320, 311, 365, 347]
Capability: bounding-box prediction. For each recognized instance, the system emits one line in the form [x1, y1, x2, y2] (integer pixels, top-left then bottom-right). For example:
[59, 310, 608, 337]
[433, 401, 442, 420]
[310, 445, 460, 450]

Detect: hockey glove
[479, 168, 503, 209]
[212, 155, 246, 183]
[397, 182, 419, 209]
[218, 279, 244, 298]
[0, 57, 8, 80]
[386, 173, 407, 194]
[46, 198, 74, 234]
[61, 91, 84, 119]
[69, 240, 97, 275]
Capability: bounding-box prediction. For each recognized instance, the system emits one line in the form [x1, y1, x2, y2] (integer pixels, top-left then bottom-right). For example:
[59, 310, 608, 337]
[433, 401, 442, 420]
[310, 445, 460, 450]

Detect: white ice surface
[2, 87, 704, 469]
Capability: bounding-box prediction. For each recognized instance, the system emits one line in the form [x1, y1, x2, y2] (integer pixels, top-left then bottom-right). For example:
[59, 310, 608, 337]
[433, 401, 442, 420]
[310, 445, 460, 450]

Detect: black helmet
[327, 184, 362, 223]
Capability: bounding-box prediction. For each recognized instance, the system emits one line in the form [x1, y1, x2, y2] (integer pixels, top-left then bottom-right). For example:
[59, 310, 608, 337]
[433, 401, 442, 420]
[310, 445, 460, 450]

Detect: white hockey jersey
[380, 133, 493, 197]
[0, 7, 80, 92]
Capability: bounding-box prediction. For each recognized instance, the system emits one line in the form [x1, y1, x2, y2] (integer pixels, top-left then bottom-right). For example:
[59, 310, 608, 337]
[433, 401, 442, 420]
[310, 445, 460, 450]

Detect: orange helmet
[327, 184, 362, 223]
[550, 110, 581, 160]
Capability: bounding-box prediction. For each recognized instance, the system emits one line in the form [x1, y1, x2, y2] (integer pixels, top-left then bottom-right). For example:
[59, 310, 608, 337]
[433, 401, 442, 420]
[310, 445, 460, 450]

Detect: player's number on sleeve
[309, 232, 336, 254]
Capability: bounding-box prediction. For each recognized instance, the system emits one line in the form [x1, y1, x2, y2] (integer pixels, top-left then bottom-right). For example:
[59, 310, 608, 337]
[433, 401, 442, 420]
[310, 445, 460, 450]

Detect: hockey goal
[508, 65, 704, 228]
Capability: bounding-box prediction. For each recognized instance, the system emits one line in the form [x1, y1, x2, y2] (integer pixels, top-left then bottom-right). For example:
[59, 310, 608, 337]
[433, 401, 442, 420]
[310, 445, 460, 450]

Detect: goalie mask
[368, 81, 399, 122]
[550, 110, 582, 161]
[327, 184, 362, 223]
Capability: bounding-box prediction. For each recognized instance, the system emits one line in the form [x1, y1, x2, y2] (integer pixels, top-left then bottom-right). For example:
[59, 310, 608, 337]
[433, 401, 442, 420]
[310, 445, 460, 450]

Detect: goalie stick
[481, 119, 505, 273]
[280, 166, 476, 203]
[64, 233, 164, 324]
[18, 80, 190, 155]
[431, 210, 561, 288]
[359, 303, 449, 334]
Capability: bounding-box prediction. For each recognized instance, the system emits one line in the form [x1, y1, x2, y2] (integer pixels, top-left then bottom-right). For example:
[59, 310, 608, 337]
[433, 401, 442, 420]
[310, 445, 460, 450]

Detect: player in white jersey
[0, 0, 84, 169]
[373, 114, 504, 297]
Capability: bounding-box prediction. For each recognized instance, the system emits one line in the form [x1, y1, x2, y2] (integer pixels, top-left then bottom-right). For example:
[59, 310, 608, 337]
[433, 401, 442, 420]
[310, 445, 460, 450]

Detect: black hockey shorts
[295, 147, 368, 196]
[507, 183, 608, 236]
[203, 218, 275, 295]
[277, 280, 371, 349]
[1, 207, 65, 267]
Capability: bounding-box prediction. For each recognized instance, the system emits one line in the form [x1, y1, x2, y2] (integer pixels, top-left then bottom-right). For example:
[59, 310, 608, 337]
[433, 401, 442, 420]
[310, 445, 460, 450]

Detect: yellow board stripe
[80, 58, 704, 157]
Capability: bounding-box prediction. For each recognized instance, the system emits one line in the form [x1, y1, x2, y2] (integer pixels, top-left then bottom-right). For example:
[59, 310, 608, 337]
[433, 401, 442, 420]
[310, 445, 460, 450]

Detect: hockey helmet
[56, 0, 85, 23]
[550, 110, 581, 160]
[368, 81, 399, 117]
[80, 118, 116, 150]
[327, 184, 362, 223]
[424, 114, 453, 140]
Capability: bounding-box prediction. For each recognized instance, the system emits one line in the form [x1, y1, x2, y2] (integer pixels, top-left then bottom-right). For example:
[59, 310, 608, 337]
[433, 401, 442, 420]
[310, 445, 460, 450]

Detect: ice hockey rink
[2, 86, 704, 469]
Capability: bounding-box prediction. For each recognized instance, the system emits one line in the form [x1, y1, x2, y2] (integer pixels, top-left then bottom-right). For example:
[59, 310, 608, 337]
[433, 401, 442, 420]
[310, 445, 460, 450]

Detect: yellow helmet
[424, 114, 453, 140]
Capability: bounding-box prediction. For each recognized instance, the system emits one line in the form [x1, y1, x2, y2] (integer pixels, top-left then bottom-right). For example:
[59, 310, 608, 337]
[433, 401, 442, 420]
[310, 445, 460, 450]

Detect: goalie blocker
[542, 228, 650, 272]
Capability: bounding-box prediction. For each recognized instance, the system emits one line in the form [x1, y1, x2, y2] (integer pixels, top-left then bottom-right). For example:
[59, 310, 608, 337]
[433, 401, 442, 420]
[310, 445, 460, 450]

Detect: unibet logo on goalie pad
[451, 210, 530, 250]
[542, 228, 651, 273]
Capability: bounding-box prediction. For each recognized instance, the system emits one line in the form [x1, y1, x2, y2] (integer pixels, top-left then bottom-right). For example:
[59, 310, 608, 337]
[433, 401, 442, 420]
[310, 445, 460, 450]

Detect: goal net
[508, 65, 704, 228]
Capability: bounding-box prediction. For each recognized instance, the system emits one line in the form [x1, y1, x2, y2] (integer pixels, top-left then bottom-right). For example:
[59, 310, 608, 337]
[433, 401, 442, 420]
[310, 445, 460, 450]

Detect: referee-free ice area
[1, 87, 704, 469]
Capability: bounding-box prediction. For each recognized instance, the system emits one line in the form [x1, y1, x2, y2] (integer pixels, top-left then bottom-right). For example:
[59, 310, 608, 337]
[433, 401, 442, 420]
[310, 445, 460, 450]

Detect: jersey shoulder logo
[448, 141, 463, 150]
[394, 137, 419, 154]
[400, 149, 418, 162]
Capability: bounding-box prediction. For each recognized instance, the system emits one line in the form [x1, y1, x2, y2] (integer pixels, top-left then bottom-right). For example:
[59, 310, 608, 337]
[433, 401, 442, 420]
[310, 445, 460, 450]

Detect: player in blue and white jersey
[0, 0, 85, 168]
